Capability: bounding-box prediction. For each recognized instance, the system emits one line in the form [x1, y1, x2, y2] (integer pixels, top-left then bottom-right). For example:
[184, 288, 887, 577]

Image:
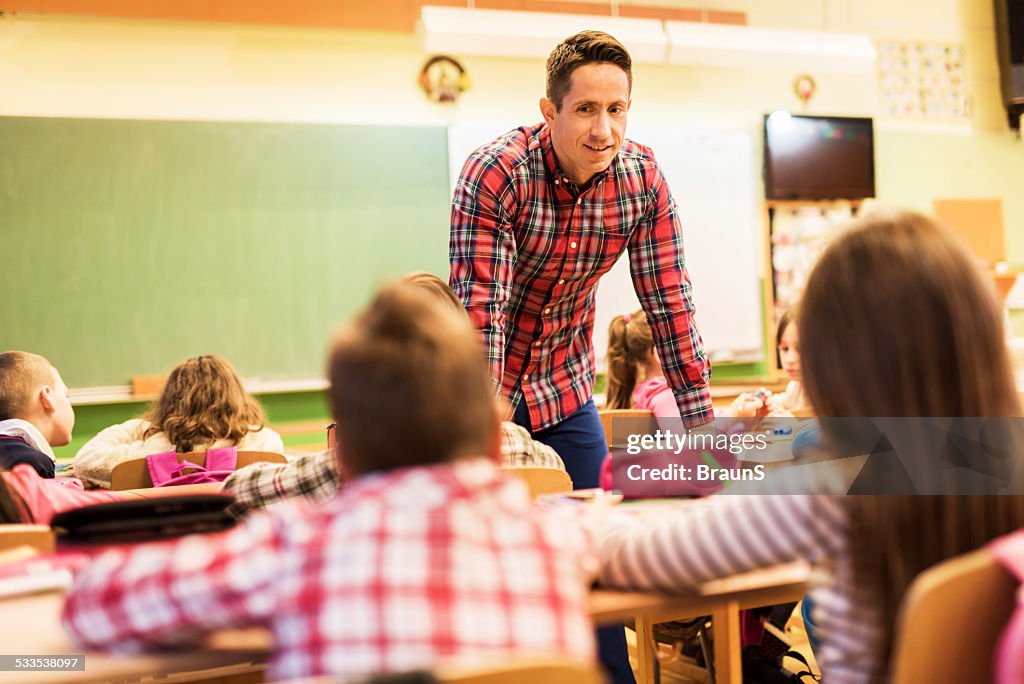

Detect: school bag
[146, 446, 238, 487]
[50, 494, 237, 545]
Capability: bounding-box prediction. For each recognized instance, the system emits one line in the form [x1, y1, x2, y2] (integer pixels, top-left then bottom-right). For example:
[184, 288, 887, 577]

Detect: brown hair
[142, 355, 267, 452]
[800, 209, 1017, 418]
[605, 310, 653, 410]
[546, 30, 632, 110]
[401, 271, 468, 320]
[0, 351, 56, 421]
[775, 308, 795, 348]
[327, 282, 495, 477]
[799, 209, 1024, 682]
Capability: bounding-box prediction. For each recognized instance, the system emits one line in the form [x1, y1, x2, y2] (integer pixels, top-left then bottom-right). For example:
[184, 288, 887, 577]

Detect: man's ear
[539, 97, 556, 125]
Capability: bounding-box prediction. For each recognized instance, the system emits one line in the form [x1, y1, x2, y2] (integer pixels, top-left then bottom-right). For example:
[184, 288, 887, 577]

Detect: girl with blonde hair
[74, 355, 283, 488]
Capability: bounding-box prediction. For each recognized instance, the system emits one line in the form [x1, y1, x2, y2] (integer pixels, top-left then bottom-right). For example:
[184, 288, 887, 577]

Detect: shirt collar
[0, 419, 56, 462]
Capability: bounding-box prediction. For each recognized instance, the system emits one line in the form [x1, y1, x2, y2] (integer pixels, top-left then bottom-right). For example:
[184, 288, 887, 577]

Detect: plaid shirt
[222, 422, 566, 517]
[62, 459, 598, 681]
[450, 124, 712, 430]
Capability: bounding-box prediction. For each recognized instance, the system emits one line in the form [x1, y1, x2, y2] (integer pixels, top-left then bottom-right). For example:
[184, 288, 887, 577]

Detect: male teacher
[450, 30, 712, 683]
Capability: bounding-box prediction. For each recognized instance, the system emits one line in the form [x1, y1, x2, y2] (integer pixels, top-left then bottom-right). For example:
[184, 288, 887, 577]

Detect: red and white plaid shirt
[450, 124, 712, 430]
[61, 459, 598, 680]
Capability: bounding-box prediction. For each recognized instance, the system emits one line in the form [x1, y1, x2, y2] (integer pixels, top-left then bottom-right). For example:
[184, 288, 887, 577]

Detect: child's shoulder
[632, 375, 671, 408]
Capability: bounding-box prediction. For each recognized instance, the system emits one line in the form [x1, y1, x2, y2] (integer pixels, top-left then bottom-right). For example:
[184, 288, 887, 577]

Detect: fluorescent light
[417, 6, 668, 64]
[666, 21, 876, 74]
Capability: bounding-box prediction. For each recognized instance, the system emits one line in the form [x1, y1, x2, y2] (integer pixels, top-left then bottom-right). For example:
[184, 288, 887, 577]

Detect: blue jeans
[513, 398, 607, 489]
[514, 397, 636, 684]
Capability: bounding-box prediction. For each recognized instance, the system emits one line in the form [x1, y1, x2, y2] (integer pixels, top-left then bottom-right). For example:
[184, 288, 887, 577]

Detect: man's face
[540, 62, 631, 186]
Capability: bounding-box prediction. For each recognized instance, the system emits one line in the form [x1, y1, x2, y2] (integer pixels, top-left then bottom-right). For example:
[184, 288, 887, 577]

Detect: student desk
[0, 589, 270, 683]
[120, 482, 227, 498]
[0, 567, 806, 684]
[590, 562, 810, 684]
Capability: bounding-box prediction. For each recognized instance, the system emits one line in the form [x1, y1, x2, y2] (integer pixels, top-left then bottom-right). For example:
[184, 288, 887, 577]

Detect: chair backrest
[436, 656, 602, 684]
[109, 450, 287, 490]
[890, 547, 1016, 684]
[500, 467, 572, 499]
[597, 409, 658, 449]
[0, 524, 56, 554]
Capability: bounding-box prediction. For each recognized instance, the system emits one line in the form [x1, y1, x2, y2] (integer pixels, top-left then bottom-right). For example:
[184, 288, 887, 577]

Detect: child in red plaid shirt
[61, 283, 599, 680]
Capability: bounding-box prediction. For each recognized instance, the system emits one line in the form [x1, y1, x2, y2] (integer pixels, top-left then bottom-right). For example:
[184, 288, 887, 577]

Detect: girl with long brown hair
[598, 209, 1024, 683]
[74, 355, 284, 488]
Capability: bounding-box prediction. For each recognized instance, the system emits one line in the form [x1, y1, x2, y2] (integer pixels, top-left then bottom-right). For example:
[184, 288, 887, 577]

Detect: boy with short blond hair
[0, 351, 75, 478]
[62, 283, 598, 680]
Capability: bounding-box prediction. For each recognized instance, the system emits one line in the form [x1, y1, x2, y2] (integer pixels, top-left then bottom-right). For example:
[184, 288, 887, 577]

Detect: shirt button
[554, 179, 559, 185]
[524, 374, 530, 382]
[577, 197, 582, 205]
[544, 307, 551, 314]
[558, 278, 565, 285]
[534, 340, 542, 347]
[570, 241, 577, 249]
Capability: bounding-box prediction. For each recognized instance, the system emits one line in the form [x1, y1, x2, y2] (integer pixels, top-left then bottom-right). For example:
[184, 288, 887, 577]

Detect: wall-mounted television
[763, 113, 876, 200]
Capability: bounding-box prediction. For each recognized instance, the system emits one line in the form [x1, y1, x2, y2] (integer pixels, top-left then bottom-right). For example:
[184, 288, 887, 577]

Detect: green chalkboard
[0, 117, 452, 387]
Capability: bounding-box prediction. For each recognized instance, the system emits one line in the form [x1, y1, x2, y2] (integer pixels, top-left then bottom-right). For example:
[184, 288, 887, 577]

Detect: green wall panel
[1, 116, 451, 387]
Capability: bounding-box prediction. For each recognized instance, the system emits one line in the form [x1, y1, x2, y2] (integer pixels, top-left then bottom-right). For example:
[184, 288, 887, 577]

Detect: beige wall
[2, 0, 1021, 260]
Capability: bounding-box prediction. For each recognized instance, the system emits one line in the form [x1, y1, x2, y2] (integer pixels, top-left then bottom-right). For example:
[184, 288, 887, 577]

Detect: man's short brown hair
[327, 282, 496, 476]
[546, 30, 633, 110]
[0, 351, 56, 421]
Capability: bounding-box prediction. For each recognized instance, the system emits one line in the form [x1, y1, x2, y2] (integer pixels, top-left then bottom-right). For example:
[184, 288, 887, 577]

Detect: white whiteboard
[447, 122, 763, 370]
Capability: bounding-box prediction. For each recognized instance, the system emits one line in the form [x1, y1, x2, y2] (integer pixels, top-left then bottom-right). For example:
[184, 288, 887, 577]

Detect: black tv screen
[763, 113, 876, 200]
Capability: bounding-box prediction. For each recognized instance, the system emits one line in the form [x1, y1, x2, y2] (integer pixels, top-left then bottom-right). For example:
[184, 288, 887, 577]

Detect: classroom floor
[625, 606, 821, 683]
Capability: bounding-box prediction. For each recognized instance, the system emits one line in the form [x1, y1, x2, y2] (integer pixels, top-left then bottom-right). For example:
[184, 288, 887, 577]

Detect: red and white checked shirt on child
[61, 459, 598, 680]
[450, 124, 712, 430]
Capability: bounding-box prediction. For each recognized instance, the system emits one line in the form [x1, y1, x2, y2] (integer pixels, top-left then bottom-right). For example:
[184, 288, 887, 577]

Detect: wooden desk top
[0, 560, 806, 682]
[120, 482, 228, 498]
[0, 590, 269, 683]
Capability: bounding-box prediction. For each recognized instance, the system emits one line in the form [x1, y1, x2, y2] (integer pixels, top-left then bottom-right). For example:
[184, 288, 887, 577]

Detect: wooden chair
[436, 656, 603, 684]
[890, 547, 1017, 684]
[0, 524, 56, 554]
[109, 450, 288, 490]
[598, 408, 658, 449]
[501, 467, 572, 499]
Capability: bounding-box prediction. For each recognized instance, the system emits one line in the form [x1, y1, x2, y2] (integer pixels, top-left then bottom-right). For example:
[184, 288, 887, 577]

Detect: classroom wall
[3, 0, 1023, 381]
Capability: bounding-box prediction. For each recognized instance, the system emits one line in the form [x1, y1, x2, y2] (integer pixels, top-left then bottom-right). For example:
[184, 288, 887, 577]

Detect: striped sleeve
[597, 495, 844, 591]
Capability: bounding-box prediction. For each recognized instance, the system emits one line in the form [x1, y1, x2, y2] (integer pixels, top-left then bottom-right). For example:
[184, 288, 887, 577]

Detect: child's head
[800, 208, 1017, 417]
[0, 351, 75, 447]
[799, 209, 1024, 678]
[327, 282, 497, 478]
[401, 271, 467, 318]
[775, 309, 800, 382]
[143, 355, 266, 452]
[605, 310, 654, 410]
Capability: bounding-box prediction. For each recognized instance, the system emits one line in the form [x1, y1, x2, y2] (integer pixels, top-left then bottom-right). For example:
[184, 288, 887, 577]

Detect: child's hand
[730, 389, 771, 418]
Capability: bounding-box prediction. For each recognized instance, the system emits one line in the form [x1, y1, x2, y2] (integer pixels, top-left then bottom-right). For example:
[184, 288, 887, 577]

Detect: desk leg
[711, 600, 742, 684]
[634, 617, 658, 684]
